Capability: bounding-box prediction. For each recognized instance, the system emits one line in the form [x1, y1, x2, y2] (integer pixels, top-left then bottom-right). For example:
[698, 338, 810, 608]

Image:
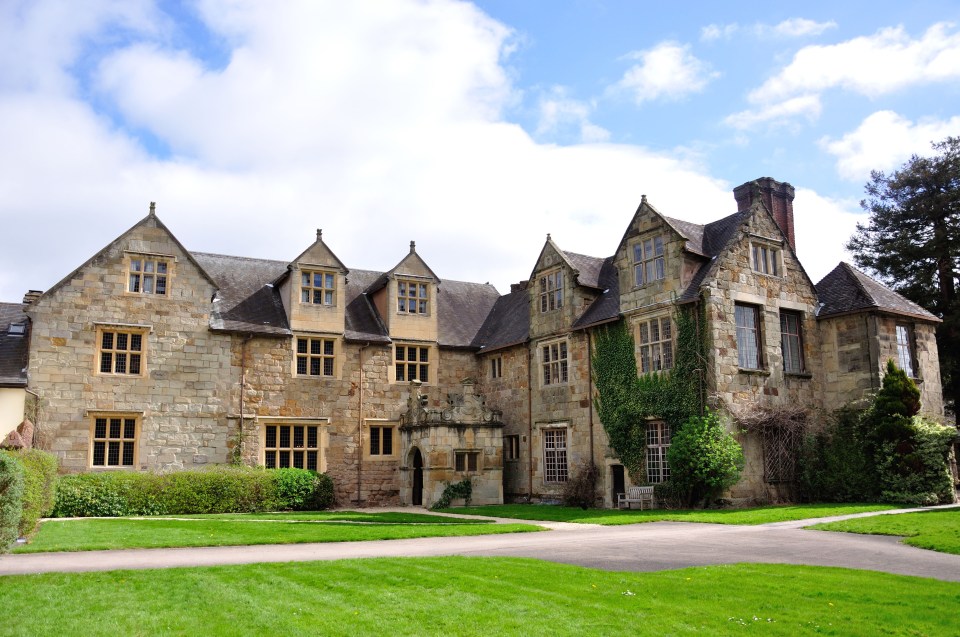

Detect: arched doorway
[412, 448, 424, 506]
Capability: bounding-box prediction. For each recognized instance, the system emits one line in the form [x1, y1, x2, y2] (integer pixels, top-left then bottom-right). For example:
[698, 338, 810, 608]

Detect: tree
[667, 410, 744, 508]
[847, 137, 960, 420]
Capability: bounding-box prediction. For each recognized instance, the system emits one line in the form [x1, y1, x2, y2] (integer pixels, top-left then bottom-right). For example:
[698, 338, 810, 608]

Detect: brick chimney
[733, 177, 796, 252]
[510, 281, 530, 294]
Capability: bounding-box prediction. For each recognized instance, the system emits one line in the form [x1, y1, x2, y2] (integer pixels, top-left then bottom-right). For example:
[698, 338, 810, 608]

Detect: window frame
[95, 325, 148, 377]
[262, 423, 322, 471]
[127, 254, 171, 296]
[394, 343, 431, 383]
[367, 423, 397, 459]
[295, 335, 337, 378]
[734, 303, 763, 370]
[637, 315, 674, 374]
[504, 434, 521, 461]
[645, 421, 671, 484]
[89, 413, 140, 469]
[542, 427, 568, 483]
[896, 324, 917, 378]
[490, 355, 503, 379]
[300, 269, 337, 306]
[397, 279, 430, 315]
[454, 450, 480, 473]
[751, 243, 781, 277]
[779, 310, 804, 374]
[632, 235, 665, 287]
[540, 339, 569, 386]
[538, 269, 563, 313]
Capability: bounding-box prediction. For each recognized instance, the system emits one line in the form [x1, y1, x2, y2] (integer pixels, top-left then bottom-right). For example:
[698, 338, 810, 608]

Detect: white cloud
[613, 42, 718, 103]
[701, 18, 835, 42]
[536, 87, 610, 143]
[749, 22, 960, 103]
[724, 94, 822, 130]
[0, 0, 749, 302]
[820, 110, 960, 181]
[792, 188, 862, 281]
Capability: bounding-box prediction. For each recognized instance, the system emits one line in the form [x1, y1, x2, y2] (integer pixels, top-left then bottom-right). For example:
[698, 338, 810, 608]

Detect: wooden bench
[618, 485, 655, 510]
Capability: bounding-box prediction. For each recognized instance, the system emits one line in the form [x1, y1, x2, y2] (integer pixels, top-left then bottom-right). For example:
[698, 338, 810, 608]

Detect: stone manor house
[0, 177, 947, 507]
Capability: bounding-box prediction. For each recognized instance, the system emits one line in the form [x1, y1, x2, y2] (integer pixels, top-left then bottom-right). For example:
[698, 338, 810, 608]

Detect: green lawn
[811, 507, 960, 555]
[443, 503, 897, 525]
[15, 512, 541, 553]
[0, 558, 956, 636]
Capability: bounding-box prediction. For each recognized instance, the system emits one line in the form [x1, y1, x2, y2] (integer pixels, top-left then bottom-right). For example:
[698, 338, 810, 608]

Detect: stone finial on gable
[409, 240, 416, 254]
[641, 194, 647, 204]
[149, 202, 156, 216]
[316, 228, 322, 241]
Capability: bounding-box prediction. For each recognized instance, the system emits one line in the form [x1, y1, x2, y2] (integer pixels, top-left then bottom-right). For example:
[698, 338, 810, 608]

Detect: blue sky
[2, 0, 960, 301]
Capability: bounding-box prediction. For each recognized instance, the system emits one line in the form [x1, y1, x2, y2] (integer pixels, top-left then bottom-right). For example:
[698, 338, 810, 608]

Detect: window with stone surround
[538, 269, 563, 312]
[128, 255, 169, 295]
[397, 279, 429, 314]
[295, 336, 336, 377]
[646, 422, 671, 483]
[90, 414, 139, 468]
[455, 450, 480, 472]
[780, 311, 804, 374]
[735, 303, 762, 370]
[543, 428, 568, 483]
[896, 324, 916, 378]
[490, 355, 503, 379]
[633, 236, 665, 287]
[301, 269, 336, 306]
[505, 434, 520, 461]
[368, 424, 396, 457]
[263, 424, 320, 470]
[541, 339, 568, 386]
[751, 243, 780, 276]
[638, 316, 673, 374]
[394, 344, 430, 383]
[96, 326, 146, 376]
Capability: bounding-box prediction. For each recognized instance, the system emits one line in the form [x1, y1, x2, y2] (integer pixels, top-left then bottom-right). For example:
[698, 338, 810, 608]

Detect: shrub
[562, 462, 599, 509]
[52, 467, 335, 517]
[0, 449, 58, 537]
[0, 453, 24, 552]
[876, 417, 956, 505]
[652, 480, 685, 509]
[667, 410, 744, 508]
[431, 479, 472, 510]
[797, 407, 878, 503]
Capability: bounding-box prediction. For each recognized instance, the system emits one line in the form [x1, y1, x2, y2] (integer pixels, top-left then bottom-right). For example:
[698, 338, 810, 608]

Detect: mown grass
[444, 503, 897, 525]
[15, 512, 540, 553]
[811, 507, 960, 555]
[1, 558, 957, 636]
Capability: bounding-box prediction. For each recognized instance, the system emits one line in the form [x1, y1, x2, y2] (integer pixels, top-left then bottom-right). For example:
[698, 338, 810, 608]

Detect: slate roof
[677, 210, 748, 303]
[815, 262, 940, 322]
[564, 251, 607, 289]
[573, 257, 620, 329]
[472, 288, 531, 351]
[0, 302, 29, 387]
[194, 252, 499, 347]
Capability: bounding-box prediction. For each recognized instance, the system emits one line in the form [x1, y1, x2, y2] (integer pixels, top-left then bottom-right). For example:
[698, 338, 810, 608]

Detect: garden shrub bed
[0, 449, 58, 538]
[52, 466, 333, 517]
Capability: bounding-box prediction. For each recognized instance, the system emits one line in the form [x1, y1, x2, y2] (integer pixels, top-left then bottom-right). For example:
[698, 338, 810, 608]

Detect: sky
[2, 0, 960, 301]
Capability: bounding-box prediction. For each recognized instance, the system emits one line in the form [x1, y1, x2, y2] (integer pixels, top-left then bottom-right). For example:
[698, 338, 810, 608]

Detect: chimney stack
[733, 177, 796, 252]
[22, 290, 42, 308]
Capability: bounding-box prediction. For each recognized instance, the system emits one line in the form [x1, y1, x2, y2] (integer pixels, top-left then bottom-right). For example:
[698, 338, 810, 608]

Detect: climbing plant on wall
[592, 304, 707, 479]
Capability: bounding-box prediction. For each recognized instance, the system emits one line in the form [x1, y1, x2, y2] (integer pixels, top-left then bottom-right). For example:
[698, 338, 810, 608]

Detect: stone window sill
[737, 368, 770, 376]
[785, 372, 813, 380]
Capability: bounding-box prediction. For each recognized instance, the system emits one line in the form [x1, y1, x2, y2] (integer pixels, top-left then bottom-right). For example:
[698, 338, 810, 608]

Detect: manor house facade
[3, 177, 945, 507]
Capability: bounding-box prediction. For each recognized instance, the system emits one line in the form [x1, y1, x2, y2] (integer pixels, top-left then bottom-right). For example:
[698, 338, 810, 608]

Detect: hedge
[0, 453, 24, 553]
[52, 466, 334, 517]
[0, 449, 58, 538]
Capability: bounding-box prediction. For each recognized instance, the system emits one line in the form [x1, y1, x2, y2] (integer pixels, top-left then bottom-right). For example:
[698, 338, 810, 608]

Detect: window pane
[294, 426, 304, 448]
[307, 426, 318, 448]
[102, 332, 114, 349]
[293, 451, 304, 469]
[311, 340, 322, 355]
[109, 418, 121, 439]
[93, 441, 105, 466]
[266, 426, 276, 448]
[116, 333, 128, 351]
[122, 441, 134, 466]
[307, 451, 318, 472]
[418, 364, 428, 382]
[100, 352, 112, 373]
[311, 358, 321, 375]
[279, 426, 290, 448]
[124, 419, 136, 439]
[325, 273, 334, 288]
[396, 346, 405, 361]
[108, 441, 120, 466]
[297, 357, 307, 375]
[95, 418, 107, 439]
[370, 427, 380, 455]
[323, 358, 334, 376]
[265, 451, 276, 469]
[130, 333, 142, 351]
[382, 428, 393, 455]
[279, 451, 290, 468]
[396, 364, 405, 381]
[129, 354, 141, 375]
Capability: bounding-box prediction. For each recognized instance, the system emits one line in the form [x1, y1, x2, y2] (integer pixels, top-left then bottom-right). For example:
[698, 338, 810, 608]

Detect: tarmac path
[2, 506, 958, 581]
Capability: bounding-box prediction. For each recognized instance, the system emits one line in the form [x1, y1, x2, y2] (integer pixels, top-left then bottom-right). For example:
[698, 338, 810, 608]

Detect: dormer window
[8, 323, 25, 336]
[752, 244, 780, 276]
[301, 270, 336, 305]
[397, 279, 428, 314]
[538, 270, 563, 313]
[633, 236, 664, 287]
[129, 257, 168, 295]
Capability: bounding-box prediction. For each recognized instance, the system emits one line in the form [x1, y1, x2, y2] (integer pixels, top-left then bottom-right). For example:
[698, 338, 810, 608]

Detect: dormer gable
[369, 241, 441, 342]
[527, 235, 607, 338]
[281, 229, 350, 333]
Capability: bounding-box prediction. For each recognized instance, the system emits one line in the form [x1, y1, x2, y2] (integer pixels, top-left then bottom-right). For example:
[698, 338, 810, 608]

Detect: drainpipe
[238, 334, 252, 463]
[357, 343, 369, 506]
[586, 330, 595, 463]
[527, 342, 534, 501]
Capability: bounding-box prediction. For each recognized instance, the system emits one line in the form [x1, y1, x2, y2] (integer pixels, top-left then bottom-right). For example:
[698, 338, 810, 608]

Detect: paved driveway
[2, 507, 958, 580]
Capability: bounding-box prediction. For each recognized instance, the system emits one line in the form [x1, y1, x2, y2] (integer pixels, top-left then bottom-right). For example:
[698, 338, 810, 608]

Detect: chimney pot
[733, 177, 796, 251]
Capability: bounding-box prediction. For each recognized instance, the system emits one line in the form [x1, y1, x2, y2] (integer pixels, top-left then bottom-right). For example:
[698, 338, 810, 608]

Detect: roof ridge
[839, 261, 879, 307]
[192, 251, 289, 266]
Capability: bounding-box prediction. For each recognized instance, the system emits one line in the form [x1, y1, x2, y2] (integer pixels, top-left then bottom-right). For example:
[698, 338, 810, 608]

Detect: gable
[289, 229, 349, 275]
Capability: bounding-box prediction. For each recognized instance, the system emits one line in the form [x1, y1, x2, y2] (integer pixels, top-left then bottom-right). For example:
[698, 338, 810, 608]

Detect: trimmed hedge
[52, 466, 334, 517]
[0, 453, 24, 552]
[0, 449, 58, 537]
